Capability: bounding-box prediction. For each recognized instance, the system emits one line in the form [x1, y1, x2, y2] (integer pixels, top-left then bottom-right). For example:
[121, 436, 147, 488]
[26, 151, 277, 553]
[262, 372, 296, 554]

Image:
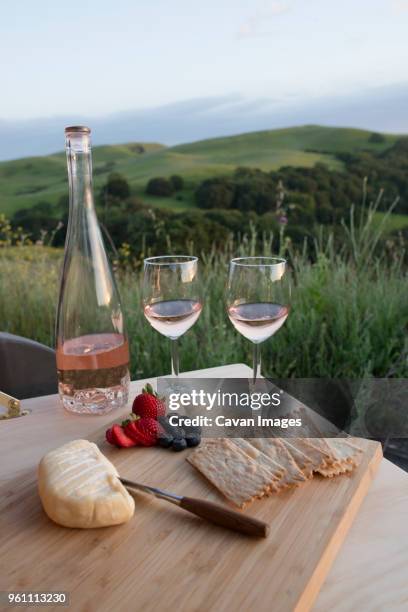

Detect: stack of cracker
[187, 437, 362, 508]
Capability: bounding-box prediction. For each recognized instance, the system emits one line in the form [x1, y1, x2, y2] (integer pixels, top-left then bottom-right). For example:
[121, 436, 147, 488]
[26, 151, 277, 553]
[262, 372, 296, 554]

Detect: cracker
[248, 438, 306, 486]
[315, 439, 362, 477]
[324, 438, 362, 464]
[301, 438, 345, 476]
[304, 438, 337, 462]
[278, 439, 315, 479]
[317, 462, 355, 478]
[231, 438, 287, 492]
[186, 438, 274, 507]
[284, 438, 332, 473]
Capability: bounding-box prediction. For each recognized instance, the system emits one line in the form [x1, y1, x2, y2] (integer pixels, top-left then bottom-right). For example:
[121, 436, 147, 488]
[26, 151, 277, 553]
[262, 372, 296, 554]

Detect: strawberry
[132, 383, 166, 419]
[136, 417, 161, 445]
[123, 421, 143, 444]
[107, 424, 138, 448]
[106, 427, 115, 445]
[125, 417, 160, 447]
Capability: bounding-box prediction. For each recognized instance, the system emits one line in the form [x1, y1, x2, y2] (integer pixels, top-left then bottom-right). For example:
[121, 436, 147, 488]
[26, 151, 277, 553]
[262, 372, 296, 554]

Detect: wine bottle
[56, 126, 130, 414]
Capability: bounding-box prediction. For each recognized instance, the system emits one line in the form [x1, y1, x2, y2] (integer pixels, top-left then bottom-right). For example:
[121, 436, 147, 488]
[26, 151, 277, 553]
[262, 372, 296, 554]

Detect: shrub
[146, 177, 174, 197]
[99, 173, 131, 201]
[170, 175, 184, 191]
[195, 178, 235, 209]
[12, 201, 57, 240]
[369, 132, 386, 144]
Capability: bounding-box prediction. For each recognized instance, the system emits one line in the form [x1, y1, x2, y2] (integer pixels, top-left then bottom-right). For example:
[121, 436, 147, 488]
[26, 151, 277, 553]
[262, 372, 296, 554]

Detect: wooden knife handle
[180, 496, 269, 538]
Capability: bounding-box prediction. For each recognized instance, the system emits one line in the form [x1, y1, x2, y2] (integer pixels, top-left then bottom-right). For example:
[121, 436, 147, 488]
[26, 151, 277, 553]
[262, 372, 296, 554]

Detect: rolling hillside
[0, 125, 400, 216]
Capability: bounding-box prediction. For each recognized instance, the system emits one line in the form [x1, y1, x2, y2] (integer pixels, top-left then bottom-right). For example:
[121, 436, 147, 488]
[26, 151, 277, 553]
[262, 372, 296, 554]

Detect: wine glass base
[160, 376, 189, 395]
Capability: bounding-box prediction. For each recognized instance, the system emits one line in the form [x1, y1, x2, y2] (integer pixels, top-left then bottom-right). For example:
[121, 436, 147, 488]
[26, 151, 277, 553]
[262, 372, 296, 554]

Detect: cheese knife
[119, 477, 269, 538]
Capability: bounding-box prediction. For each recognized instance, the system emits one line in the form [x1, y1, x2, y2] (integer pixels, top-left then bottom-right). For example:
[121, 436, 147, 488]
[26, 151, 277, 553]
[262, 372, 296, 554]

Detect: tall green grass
[0, 206, 406, 379]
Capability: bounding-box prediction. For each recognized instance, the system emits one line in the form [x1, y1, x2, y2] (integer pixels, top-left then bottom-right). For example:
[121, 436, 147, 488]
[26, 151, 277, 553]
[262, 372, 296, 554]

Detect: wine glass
[226, 257, 290, 383]
[143, 256, 202, 376]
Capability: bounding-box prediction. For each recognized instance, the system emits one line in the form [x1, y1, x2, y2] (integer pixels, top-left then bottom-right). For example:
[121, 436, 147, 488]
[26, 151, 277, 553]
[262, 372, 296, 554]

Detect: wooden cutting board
[0, 368, 382, 612]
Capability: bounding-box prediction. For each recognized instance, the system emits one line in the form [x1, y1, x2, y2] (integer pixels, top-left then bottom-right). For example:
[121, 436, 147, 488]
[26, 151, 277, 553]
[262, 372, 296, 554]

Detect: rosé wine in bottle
[56, 127, 130, 414]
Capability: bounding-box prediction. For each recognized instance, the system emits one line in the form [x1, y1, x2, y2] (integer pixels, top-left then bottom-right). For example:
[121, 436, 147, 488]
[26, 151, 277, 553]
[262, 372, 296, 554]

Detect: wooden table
[1, 364, 407, 611]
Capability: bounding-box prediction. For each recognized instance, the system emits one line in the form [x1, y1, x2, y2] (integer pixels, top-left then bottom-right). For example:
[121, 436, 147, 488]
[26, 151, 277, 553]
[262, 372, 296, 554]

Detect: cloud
[237, 1, 290, 39]
[1, 83, 408, 160]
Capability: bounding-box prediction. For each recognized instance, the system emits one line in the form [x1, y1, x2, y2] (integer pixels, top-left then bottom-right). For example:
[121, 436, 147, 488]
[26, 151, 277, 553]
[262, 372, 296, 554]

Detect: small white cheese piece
[38, 439, 135, 528]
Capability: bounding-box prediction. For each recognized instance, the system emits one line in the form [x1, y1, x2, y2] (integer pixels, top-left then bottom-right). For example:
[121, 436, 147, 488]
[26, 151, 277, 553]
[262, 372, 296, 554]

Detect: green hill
[0, 125, 400, 216]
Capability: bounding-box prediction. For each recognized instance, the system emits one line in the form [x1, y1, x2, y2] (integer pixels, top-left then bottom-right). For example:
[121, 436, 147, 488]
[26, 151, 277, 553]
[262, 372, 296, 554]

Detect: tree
[12, 201, 57, 240]
[369, 132, 385, 144]
[56, 193, 69, 212]
[99, 173, 131, 202]
[146, 177, 174, 197]
[286, 193, 315, 226]
[170, 175, 184, 191]
[195, 178, 235, 209]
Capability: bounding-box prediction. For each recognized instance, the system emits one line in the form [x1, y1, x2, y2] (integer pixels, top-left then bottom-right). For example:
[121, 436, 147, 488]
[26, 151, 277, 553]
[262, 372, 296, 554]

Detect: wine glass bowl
[143, 256, 202, 375]
[226, 257, 290, 381]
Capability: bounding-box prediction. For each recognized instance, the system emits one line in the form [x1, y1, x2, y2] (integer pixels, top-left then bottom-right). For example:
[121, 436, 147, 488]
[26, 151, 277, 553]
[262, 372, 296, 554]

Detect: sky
[1, 0, 408, 120]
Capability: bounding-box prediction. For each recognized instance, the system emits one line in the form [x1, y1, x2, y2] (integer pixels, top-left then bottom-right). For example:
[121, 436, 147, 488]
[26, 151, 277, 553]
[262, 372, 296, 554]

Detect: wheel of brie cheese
[38, 439, 135, 528]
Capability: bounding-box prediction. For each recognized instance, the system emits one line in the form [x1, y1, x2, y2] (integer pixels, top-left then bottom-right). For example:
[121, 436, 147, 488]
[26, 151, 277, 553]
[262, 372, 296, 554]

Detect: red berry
[109, 424, 137, 448]
[138, 417, 161, 443]
[125, 417, 159, 447]
[124, 421, 144, 445]
[106, 427, 115, 445]
[132, 384, 166, 419]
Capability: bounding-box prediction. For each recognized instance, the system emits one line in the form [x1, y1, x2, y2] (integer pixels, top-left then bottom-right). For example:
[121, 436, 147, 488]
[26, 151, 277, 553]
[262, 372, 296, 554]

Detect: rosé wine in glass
[144, 299, 202, 340]
[228, 302, 289, 344]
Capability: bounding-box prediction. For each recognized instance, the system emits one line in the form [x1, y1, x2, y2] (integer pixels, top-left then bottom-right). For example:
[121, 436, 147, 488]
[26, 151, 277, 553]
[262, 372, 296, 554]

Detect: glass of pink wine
[143, 256, 203, 376]
[226, 257, 290, 383]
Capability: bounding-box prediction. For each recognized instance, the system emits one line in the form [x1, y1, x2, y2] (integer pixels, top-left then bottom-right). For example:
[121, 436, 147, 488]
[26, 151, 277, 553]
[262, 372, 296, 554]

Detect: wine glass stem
[171, 339, 179, 376]
[252, 343, 261, 383]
